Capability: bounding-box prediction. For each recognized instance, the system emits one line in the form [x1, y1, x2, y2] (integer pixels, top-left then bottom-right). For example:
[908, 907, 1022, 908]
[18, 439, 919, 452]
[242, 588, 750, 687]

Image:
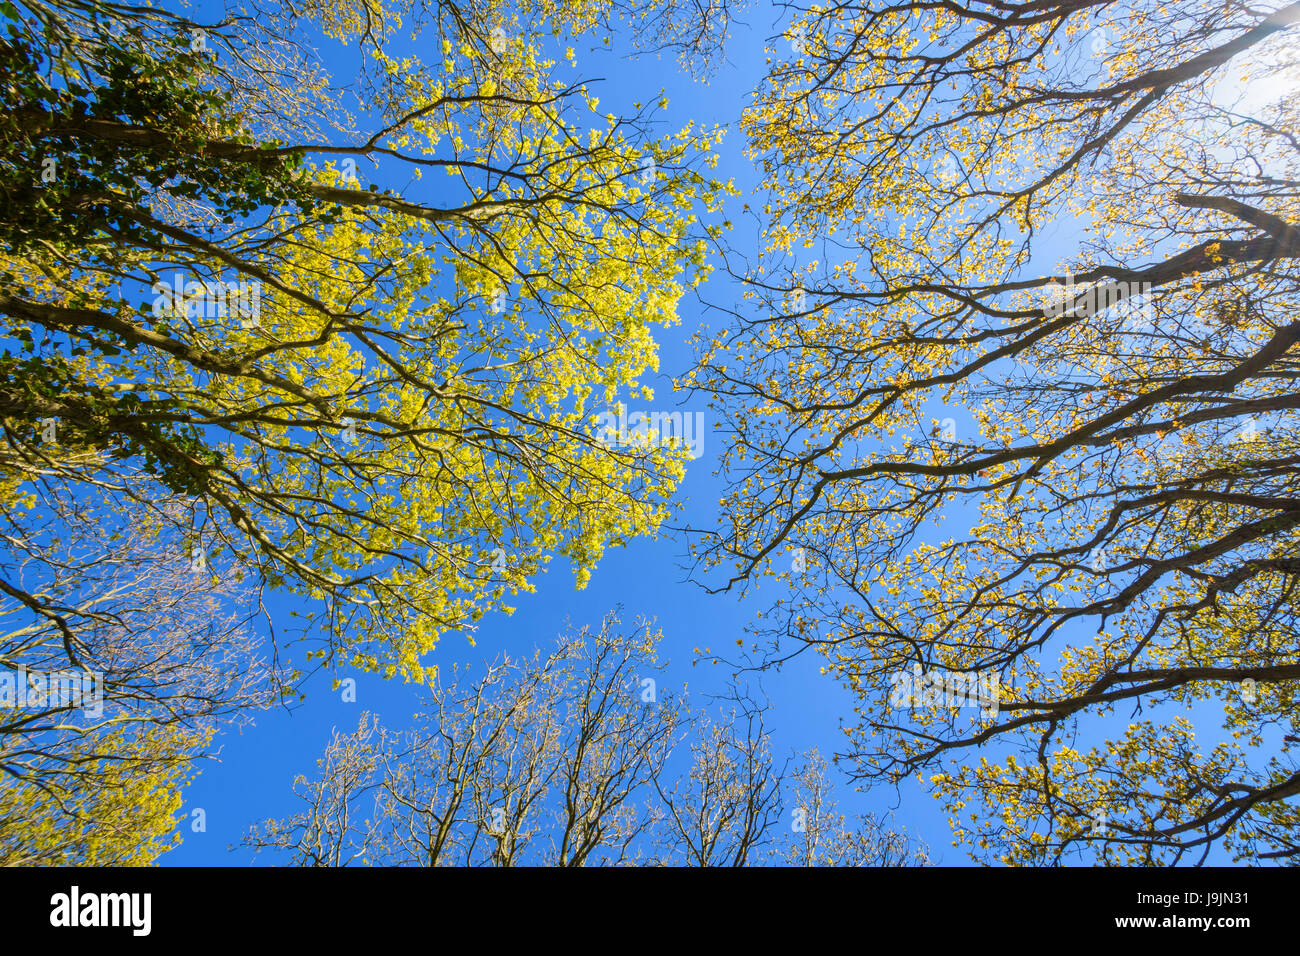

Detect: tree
[649, 690, 785, 865]
[0, 725, 200, 865]
[1, 0, 728, 682]
[243, 613, 926, 865]
[0, 476, 274, 863]
[244, 612, 686, 865]
[686, 0, 1300, 863]
[784, 750, 927, 867]
[238, 713, 388, 867]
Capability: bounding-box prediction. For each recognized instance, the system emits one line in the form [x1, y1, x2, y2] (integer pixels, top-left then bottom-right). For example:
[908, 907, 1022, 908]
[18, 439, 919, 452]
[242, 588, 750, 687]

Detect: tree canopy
[0, 0, 729, 861]
[1, 0, 728, 683]
[687, 0, 1300, 864]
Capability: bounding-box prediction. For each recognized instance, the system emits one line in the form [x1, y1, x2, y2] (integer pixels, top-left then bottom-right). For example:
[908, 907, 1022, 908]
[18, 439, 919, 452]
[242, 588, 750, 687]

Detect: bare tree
[0, 471, 277, 863]
[784, 750, 928, 867]
[650, 692, 785, 865]
[244, 614, 925, 866]
[240, 714, 388, 867]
